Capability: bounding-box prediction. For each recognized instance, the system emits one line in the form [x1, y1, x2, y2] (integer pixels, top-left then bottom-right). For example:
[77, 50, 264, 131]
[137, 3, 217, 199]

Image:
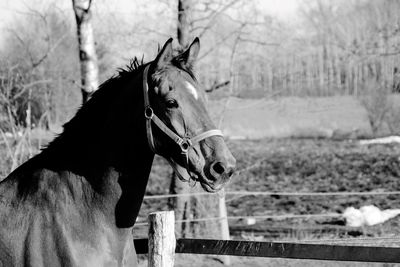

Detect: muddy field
[137, 137, 400, 266]
[140, 138, 400, 241]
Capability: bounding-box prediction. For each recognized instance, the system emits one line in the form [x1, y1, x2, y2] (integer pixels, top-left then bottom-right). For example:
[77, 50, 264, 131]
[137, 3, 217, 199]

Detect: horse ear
[178, 37, 200, 69]
[154, 38, 173, 69]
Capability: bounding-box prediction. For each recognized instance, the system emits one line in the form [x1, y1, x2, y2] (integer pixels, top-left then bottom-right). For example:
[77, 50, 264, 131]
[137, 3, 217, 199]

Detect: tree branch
[205, 80, 230, 93]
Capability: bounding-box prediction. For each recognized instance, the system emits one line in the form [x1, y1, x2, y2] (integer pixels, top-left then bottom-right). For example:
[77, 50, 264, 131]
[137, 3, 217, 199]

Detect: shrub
[359, 79, 392, 136]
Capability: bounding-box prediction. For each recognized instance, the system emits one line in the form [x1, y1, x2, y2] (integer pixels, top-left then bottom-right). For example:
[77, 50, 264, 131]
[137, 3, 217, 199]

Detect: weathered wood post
[148, 211, 176, 267]
[218, 190, 231, 265]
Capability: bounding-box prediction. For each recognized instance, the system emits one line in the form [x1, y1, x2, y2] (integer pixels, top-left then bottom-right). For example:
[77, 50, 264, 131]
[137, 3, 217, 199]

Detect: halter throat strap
[142, 64, 223, 163]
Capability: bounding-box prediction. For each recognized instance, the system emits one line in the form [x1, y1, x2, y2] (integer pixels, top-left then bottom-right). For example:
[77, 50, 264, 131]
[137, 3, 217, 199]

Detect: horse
[0, 38, 236, 267]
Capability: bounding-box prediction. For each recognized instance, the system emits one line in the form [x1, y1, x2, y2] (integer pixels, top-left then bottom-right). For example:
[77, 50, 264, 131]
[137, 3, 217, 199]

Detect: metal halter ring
[178, 139, 192, 153]
[144, 106, 154, 119]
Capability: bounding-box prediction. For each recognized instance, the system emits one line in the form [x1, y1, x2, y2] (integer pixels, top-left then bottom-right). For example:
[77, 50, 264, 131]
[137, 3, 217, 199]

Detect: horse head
[144, 38, 236, 192]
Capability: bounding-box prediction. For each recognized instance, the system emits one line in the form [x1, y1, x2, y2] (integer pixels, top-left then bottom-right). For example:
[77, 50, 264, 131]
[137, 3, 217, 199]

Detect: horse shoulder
[0, 163, 137, 266]
[0, 168, 72, 265]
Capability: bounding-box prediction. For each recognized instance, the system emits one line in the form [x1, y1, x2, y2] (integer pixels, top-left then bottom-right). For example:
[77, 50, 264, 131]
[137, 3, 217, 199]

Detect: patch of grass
[210, 95, 400, 139]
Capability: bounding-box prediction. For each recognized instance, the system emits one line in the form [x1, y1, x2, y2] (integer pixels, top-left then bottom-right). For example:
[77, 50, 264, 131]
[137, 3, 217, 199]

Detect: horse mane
[44, 57, 147, 152]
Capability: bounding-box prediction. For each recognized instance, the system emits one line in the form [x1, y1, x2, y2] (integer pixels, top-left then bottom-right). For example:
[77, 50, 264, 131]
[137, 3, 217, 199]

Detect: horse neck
[42, 69, 154, 227]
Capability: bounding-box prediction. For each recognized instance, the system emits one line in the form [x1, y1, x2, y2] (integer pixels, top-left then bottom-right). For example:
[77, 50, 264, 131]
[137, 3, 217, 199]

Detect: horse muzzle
[201, 153, 236, 192]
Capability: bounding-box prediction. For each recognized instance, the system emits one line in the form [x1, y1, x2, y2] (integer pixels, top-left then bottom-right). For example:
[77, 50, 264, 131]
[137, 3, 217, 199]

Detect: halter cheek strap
[142, 65, 223, 182]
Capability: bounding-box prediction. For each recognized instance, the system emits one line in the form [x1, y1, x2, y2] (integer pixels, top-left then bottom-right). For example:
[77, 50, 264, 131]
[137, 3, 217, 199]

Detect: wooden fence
[135, 211, 400, 267]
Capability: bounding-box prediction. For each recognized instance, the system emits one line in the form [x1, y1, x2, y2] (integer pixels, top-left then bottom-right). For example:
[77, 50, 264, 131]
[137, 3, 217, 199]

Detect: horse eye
[166, 99, 178, 109]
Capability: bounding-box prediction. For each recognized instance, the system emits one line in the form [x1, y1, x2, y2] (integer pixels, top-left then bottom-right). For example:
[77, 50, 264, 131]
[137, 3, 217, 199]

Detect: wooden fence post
[218, 190, 231, 265]
[148, 211, 176, 267]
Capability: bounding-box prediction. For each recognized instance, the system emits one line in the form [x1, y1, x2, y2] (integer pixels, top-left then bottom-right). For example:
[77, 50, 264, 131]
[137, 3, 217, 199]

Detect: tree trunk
[171, 2, 231, 255]
[168, 170, 191, 237]
[169, 0, 192, 238]
[72, 0, 99, 103]
[318, 45, 325, 96]
[177, 0, 191, 49]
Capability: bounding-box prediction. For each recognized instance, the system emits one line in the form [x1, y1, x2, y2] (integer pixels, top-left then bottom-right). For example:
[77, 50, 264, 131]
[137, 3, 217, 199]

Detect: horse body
[0, 152, 143, 266]
[0, 38, 235, 266]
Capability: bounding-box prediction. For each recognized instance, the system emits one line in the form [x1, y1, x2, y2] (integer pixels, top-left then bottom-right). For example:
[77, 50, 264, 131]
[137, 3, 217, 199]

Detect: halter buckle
[144, 106, 154, 119]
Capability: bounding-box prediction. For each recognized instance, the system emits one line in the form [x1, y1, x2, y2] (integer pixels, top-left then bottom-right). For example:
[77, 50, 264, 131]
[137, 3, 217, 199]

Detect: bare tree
[72, 0, 99, 103]
[168, 2, 272, 249]
[178, 0, 192, 48]
[168, 0, 193, 238]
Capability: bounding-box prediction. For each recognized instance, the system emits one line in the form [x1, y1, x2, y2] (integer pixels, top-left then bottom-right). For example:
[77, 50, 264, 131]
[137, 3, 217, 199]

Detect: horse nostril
[211, 162, 226, 176]
[226, 167, 234, 178]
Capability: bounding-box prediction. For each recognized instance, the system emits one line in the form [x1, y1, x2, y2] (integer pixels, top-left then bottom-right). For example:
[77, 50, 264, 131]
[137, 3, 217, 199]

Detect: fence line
[143, 190, 400, 200]
[138, 211, 400, 265]
[140, 191, 400, 228]
[133, 213, 341, 226]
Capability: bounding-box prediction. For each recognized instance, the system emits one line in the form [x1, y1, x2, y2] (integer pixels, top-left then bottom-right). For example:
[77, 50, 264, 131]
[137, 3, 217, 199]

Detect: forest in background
[1, 0, 400, 131]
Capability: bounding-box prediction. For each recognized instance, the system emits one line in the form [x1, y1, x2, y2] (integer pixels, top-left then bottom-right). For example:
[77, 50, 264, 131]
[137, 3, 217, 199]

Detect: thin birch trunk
[72, 0, 99, 103]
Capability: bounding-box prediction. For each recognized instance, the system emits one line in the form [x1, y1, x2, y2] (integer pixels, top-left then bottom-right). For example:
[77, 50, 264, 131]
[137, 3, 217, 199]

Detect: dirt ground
[139, 138, 400, 240]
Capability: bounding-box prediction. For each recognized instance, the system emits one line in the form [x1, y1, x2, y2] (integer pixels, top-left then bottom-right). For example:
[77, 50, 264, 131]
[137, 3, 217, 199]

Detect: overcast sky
[0, 0, 300, 26]
[0, 0, 300, 48]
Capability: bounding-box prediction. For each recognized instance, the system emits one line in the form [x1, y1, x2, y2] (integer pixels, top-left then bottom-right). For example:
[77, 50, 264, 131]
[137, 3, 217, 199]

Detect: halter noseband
[142, 65, 223, 182]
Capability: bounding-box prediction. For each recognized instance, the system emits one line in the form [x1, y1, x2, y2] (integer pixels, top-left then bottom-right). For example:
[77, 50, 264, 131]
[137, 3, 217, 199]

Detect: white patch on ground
[185, 81, 198, 100]
[360, 136, 400, 145]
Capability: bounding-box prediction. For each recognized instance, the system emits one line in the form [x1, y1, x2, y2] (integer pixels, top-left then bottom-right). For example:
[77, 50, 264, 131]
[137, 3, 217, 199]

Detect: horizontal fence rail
[134, 238, 400, 263]
[143, 190, 400, 200]
[133, 213, 342, 226]
[140, 211, 400, 266]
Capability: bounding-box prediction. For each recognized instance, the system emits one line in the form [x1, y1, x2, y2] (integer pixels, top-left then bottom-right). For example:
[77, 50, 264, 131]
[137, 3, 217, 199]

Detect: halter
[142, 64, 223, 182]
